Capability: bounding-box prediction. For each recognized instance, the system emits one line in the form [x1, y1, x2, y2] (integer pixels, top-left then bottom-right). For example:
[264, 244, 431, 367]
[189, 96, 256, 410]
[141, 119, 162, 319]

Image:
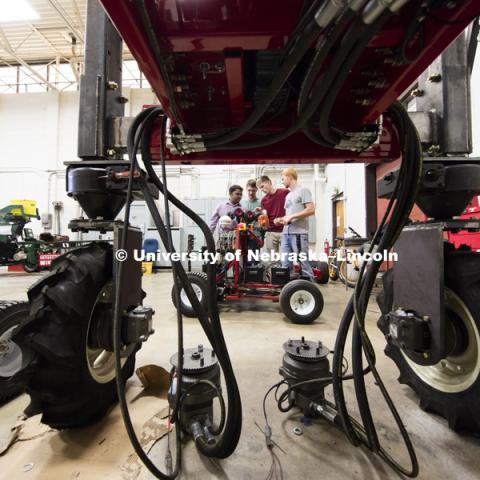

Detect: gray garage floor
[0, 271, 479, 479]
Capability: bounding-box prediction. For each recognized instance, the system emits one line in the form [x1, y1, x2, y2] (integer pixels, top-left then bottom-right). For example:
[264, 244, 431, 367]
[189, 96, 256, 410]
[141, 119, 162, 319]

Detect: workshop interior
[1, 0, 480, 478]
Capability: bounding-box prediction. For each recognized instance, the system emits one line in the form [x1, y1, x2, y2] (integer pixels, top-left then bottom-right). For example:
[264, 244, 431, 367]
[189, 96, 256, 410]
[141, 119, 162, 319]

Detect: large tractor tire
[377, 249, 480, 433]
[171, 271, 209, 317]
[12, 243, 138, 429]
[280, 279, 324, 324]
[0, 301, 30, 403]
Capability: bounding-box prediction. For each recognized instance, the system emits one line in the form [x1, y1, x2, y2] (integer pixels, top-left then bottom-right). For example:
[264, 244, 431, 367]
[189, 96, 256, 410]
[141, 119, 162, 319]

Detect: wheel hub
[0, 327, 22, 378]
[289, 290, 315, 316]
[180, 283, 203, 308]
[86, 283, 127, 384]
[403, 288, 480, 393]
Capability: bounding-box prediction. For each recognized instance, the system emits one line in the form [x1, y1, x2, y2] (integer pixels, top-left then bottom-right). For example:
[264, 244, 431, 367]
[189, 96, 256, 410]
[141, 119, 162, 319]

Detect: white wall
[0, 87, 159, 238]
[315, 164, 366, 246]
[0, 87, 372, 252]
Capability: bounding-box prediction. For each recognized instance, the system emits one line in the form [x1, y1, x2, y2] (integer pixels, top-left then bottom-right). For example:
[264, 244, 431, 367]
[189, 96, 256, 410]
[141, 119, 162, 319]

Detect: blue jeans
[280, 233, 313, 280]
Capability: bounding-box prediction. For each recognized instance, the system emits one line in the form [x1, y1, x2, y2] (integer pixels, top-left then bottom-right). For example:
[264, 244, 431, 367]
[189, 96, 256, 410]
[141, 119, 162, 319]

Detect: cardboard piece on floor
[0, 424, 19, 456]
[0, 370, 170, 479]
[135, 364, 171, 399]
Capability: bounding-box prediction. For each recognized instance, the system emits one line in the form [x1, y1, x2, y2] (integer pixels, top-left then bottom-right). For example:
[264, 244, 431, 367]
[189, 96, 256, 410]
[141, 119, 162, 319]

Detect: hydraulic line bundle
[163, 0, 416, 154]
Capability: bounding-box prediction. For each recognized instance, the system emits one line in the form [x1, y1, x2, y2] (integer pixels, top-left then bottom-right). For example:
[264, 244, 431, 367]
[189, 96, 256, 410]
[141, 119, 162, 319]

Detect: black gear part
[0, 301, 30, 403]
[377, 249, 480, 433]
[12, 243, 138, 429]
[171, 271, 209, 318]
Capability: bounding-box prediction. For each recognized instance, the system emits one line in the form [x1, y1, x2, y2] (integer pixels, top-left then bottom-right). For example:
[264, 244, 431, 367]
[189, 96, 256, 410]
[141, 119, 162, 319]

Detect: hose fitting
[390, 0, 410, 13]
[362, 0, 409, 23]
[362, 0, 394, 24]
[315, 0, 348, 28]
[349, 0, 369, 13]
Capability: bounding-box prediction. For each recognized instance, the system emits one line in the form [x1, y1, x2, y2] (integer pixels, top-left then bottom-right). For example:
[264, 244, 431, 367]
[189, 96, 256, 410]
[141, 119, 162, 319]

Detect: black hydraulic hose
[279, 0, 323, 63]
[203, 19, 321, 148]
[314, 13, 392, 146]
[113, 107, 182, 480]
[332, 297, 363, 446]
[138, 143, 237, 458]
[205, 15, 386, 151]
[139, 112, 243, 459]
[349, 172, 407, 451]
[348, 119, 408, 452]
[113, 106, 241, 480]
[141, 169, 240, 458]
[334, 104, 414, 453]
[297, 9, 355, 116]
[158, 111, 186, 464]
[299, 16, 357, 147]
[135, 0, 183, 127]
[399, 1, 429, 64]
[332, 103, 421, 477]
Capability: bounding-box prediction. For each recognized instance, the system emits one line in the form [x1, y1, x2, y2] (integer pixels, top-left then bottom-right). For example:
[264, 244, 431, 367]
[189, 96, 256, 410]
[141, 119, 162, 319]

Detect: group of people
[208, 167, 316, 280]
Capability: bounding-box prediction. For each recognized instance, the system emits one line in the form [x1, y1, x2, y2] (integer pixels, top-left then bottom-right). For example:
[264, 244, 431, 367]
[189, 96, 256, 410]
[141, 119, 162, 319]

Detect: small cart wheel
[171, 272, 209, 317]
[280, 280, 324, 324]
[311, 261, 329, 284]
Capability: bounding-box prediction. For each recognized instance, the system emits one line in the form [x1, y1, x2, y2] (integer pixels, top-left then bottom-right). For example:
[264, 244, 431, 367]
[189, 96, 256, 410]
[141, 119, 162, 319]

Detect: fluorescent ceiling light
[0, 0, 40, 23]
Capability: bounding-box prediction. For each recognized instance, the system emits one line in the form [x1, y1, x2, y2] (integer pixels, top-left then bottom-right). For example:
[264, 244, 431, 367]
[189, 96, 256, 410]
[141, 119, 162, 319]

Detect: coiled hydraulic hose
[113, 107, 242, 480]
[332, 102, 422, 477]
[138, 112, 243, 459]
[113, 108, 182, 480]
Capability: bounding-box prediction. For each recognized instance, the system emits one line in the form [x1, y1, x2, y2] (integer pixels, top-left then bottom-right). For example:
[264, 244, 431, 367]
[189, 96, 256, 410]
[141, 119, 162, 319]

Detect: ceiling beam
[72, 0, 86, 37]
[11, 30, 35, 54]
[47, 0, 85, 43]
[0, 27, 57, 90]
[30, 23, 64, 57]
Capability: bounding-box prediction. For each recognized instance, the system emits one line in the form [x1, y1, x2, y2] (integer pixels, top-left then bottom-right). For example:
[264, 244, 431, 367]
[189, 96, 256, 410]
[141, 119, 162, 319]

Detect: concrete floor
[0, 270, 479, 479]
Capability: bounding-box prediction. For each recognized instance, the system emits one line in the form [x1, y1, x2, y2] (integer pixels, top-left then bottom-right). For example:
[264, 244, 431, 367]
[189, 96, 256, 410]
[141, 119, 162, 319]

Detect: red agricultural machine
[2, 1, 480, 478]
[173, 208, 327, 324]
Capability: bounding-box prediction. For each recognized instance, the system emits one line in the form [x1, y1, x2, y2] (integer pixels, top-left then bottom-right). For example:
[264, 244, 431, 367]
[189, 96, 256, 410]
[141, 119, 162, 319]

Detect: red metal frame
[100, 0, 480, 165]
[215, 216, 285, 302]
[213, 210, 325, 303]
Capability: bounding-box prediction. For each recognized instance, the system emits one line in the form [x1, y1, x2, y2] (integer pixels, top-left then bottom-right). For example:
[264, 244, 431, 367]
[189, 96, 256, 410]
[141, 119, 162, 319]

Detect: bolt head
[411, 88, 424, 97]
[428, 73, 442, 83]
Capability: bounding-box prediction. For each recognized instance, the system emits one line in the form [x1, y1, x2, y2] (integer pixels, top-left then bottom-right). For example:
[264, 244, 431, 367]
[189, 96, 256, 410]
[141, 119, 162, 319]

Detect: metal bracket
[393, 224, 445, 365]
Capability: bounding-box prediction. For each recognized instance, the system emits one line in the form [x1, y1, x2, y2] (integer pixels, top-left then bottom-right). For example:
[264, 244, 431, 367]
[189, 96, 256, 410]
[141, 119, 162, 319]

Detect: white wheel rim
[403, 288, 480, 393]
[180, 283, 203, 308]
[86, 283, 126, 384]
[289, 290, 315, 316]
[0, 326, 22, 378]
